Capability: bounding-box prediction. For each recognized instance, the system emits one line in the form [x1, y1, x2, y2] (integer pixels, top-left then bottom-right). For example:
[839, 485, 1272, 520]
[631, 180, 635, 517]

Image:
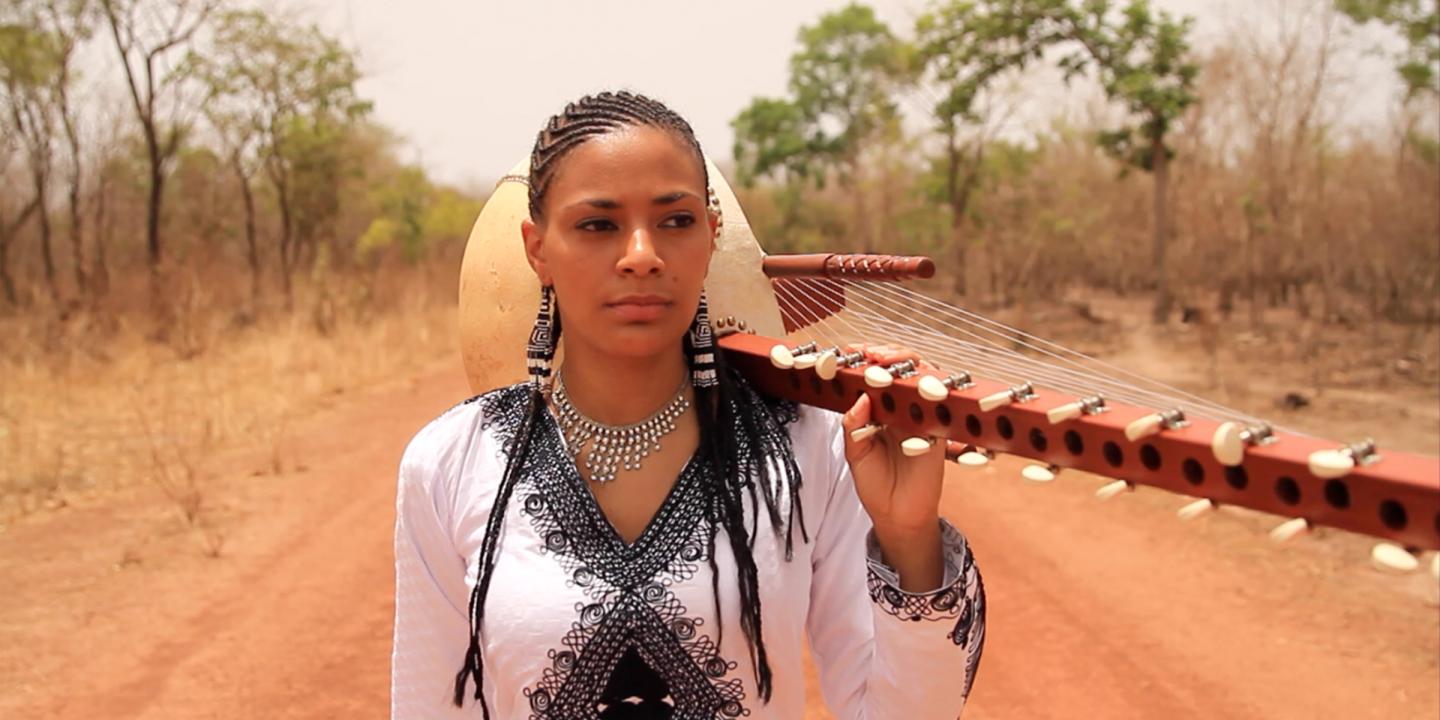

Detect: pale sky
[301, 0, 1404, 188]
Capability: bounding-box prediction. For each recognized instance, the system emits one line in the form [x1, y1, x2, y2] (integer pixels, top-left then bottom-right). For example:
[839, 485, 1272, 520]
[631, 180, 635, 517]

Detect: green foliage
[1051, 0, 1199, 171]
[0, 1, 83, 156]
[1408, 128, 1440, 164]
[731, 97, 811, 187]
[914, 0, 1055, 131]
[358, 166, 483, 264]
[186, 8, 370, 270]
[0, 22, 62, 90]
[424, 188, 484, 245]
[191, 9, 370, 152]
[731, 3, 909, 188]
[1336, 0, 1439, 97]
[789, 3, 909, 163]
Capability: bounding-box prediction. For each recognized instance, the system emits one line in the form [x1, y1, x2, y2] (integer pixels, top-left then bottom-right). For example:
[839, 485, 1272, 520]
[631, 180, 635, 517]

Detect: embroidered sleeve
[804, 408, 986, 719]
[865, 519, 982, 623]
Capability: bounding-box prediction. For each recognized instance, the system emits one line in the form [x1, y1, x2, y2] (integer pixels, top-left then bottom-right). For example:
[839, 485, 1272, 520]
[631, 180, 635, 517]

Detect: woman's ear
[520, 217, 552, 285]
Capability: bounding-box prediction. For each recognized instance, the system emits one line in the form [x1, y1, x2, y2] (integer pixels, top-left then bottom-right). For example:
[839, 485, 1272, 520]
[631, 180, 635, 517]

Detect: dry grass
[0, 256, 458, 532]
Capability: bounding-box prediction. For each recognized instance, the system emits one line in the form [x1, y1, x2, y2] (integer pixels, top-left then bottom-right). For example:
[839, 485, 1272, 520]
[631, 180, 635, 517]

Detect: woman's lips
[606, 296, 671, 322]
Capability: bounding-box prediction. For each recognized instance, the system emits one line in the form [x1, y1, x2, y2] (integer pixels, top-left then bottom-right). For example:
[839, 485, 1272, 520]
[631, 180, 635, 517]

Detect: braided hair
[453, 91, 807, 716]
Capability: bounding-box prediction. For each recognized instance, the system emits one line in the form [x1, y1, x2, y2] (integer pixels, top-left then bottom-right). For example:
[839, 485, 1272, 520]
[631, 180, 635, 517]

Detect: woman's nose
[617, 227, 663, 275]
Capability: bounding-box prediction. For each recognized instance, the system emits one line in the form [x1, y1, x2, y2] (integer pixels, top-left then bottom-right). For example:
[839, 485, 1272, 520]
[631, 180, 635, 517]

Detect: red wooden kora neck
[723, 254, 1440, 552]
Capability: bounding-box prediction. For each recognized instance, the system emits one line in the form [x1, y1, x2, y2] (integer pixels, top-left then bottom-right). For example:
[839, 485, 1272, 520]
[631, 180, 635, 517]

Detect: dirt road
[1, 359, 1435, 719]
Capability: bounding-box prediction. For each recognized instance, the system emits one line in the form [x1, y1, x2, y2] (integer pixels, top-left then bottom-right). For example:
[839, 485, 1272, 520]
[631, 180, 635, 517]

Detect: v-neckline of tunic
[537, 403, 705, 554]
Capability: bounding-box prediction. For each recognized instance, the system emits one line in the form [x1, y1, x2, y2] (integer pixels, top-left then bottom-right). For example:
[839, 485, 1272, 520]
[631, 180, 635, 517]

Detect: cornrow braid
[527, 90, 709, 221]
[456, 90, 806, 715]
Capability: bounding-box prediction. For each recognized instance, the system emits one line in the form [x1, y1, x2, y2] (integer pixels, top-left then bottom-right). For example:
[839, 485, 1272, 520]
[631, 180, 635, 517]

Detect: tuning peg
[814, 347, 865, 381]
[978, 382, 1036, 412]
[1211, 421, 1274, 466]
[1020, 463, 1059, 483]
[1370, 542, 1419, 574]
[1268, 517, 1311, 543]
[901, 437, 934, 457]
[849, 423, 882, 443]
[917, 372, 975, 402]
[1095, 479, 1132, 501]
[769, 341, 819, 370]
[863, 360, 918, 388]
[955, 445, 994, 467]
[794, 354, 819, 369]
[1308, 438, 1378, 479]
[814, 350, 836, 377]
[1047, 395, 1106, 424]
[1177, 498, 1216, 521]
[1125, 408, 1187, 442]
[863, 365, 893, 388]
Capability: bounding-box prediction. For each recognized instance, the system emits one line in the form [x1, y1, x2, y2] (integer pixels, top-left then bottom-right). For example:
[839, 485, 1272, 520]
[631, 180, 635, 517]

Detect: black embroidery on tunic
[866, 522, 987, 698]
[476, 380, 800, 720]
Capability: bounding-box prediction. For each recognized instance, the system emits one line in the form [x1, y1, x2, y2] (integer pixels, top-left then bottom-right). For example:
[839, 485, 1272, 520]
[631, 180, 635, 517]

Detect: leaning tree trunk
[144, 134, 165, 270]
[1150, 134, 1172, 324]
[144, 134, 170, 320]
[237, 168, 261, 309]
[66, 168, 85, 296]
[34, 177, 59, 304]
[91, 167, 111, 300]
[275, 178, 295, 311]
[59, 87, 87, 296]
[0, 198, 41, 306]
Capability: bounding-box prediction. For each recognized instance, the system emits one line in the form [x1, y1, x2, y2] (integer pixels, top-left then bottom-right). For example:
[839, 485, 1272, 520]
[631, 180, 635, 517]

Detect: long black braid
[453, 91, 808, 715]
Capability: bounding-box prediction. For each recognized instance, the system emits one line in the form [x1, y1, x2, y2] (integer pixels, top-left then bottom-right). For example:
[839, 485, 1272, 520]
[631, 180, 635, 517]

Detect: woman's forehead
[546, 126, 706, 201]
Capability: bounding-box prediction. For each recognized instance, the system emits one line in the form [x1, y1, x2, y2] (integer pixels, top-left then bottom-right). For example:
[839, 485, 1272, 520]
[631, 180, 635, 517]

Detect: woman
[392, 90, 985, 719]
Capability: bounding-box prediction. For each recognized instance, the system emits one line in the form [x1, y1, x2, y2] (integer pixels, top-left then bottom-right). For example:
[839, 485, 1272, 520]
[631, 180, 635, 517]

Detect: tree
[0, 9, 62, 303]
[731, 97, 814, 235]
[914, 0, 1055, 298]
[1336, 0, 1439, 97]
[731, 97, 813, 187]
[189, 9, 368, 308]
[99, 0, 218, 285]
[996, 0, 1199, 322]
[1066, 1, 1199, 323]
[732, 3, 910, 252]
[40, 0, 97, 298]
[357, 165, 429, 265]
[0, 140, 42, 305]
[190, 10, 267, 307]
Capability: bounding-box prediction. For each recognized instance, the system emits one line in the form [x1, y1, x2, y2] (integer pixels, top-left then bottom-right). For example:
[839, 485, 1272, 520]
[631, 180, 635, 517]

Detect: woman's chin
[600, 325, 689, 358]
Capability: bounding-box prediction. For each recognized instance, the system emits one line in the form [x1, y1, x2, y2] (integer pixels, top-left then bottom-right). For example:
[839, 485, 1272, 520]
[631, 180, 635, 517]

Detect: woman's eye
[660, 214, 696, 229]
[577, 218, 618, 232]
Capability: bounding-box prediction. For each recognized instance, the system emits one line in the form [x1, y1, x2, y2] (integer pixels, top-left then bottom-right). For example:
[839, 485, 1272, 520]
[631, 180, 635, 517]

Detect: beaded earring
[527, 285, 558, 390]
[688, 290, 718, 388]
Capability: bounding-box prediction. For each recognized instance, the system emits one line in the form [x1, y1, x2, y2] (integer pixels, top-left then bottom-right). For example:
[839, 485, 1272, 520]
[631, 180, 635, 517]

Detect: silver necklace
[550, 371, 691, 484]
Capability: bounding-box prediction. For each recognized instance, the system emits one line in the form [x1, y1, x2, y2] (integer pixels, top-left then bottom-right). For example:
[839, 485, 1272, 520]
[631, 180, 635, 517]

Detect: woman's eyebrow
[568, 191, 697, 211]
[653, 191, 697, 205]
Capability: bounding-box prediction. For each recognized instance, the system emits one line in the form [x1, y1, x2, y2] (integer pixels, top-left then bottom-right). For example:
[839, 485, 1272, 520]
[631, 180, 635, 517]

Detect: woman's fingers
[847, 342, 938, 373]
[841, 393, 881, 464]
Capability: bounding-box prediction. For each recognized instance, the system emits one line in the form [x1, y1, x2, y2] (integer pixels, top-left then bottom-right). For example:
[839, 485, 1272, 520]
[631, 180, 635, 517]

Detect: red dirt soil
[1, 358, 1436, 719]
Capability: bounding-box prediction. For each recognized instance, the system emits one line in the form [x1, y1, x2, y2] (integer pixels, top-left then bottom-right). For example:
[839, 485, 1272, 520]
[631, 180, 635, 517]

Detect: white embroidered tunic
[392, 381, 985, 719]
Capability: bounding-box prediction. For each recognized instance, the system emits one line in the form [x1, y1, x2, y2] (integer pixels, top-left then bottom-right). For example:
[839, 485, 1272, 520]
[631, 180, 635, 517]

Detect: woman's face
[522, 126, 717, 362]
